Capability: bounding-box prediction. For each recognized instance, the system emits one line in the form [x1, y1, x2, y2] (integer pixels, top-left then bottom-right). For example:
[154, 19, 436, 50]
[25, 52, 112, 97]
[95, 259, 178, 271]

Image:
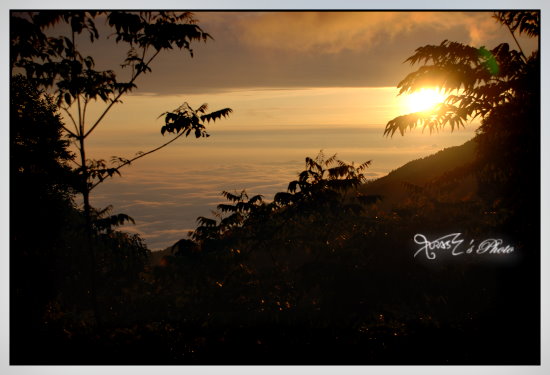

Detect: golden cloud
[223, 11, 507, 54]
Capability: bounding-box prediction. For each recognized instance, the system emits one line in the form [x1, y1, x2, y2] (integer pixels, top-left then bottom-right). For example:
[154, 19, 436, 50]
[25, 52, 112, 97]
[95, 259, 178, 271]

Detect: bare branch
[61, 124, 78, 138]
[61, 106, 81, 136]
[73, 31, 84, 135]
[505, 22, 528, 62]
[77, 94, 83, 135]
[68, 157, 82, 168]
[82, 97, 88, 127]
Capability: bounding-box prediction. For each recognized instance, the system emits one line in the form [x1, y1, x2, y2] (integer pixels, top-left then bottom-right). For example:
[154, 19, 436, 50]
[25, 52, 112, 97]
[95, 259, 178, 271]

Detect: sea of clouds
[90, 126, 475, 250]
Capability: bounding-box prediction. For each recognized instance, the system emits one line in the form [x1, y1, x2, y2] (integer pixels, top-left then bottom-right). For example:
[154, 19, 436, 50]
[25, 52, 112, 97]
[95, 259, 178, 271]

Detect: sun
[405, 88, 446, 114]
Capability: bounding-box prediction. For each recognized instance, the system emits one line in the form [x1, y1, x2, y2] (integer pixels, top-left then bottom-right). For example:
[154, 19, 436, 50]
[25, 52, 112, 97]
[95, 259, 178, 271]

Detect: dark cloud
[131, 11, 516, 95]
[49, 11, 531, 95]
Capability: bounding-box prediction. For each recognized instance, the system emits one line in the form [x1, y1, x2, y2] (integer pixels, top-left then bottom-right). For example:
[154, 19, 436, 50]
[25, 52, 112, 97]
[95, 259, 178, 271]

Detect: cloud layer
[59, 11, 536, 96]
[132, 11, 527, 94]
[91, 125, 475, 250]
[232, 12, 496, 53]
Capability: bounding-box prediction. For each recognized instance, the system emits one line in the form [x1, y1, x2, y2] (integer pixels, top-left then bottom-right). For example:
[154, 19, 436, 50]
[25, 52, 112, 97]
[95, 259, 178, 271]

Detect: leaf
[287, 180, 299, 193]
[217, 203, 237, 213]
[248, 194, 263, 205]
[200, 108, 233, 123]
[196, 216, 217, 227]
[274, 192, 293, 205]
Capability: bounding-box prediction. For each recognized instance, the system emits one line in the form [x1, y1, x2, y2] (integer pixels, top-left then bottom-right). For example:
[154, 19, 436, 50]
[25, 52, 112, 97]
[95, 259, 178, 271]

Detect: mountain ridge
[360, 137, 477, 208]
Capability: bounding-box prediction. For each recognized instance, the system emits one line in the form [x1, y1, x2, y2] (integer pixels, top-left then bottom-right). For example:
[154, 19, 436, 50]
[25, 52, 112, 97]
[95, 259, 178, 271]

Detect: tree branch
[82, 97, 88, 127]
[73, 31, 84, 135]
[61, 106, 81, 136]
[68, 157, 82, 168]
[77, 94, 83, 132]
[61, 124, 78, 138]
[89, 130, 186, 191]
[498, 13, 528, 62]
[84, 49, 160, 139]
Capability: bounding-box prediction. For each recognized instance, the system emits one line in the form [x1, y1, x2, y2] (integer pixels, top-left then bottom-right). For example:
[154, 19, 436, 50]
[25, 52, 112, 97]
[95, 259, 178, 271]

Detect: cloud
[235, 12, 396, 54]
[129, 11, 521, 95]
[229, 11, 506, 54]
[91, 123, 476, 251]
[39, 11, 531, 97]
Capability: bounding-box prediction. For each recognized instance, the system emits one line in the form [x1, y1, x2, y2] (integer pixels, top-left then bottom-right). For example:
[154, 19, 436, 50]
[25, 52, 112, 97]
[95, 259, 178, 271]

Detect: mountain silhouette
[360, 138, 477, 209]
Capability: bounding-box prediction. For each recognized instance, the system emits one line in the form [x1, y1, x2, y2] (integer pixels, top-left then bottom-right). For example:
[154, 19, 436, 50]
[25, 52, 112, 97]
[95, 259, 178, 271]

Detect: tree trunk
[79, 136, 102, 330]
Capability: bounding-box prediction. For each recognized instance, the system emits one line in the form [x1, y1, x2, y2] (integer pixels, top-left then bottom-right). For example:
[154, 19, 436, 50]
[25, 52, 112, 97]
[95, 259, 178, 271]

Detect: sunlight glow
[405, 88, 446, 114]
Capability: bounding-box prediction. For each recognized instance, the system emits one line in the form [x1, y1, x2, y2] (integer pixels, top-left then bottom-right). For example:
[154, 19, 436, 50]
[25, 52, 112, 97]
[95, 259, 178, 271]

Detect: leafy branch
[90, 103, 232, 190]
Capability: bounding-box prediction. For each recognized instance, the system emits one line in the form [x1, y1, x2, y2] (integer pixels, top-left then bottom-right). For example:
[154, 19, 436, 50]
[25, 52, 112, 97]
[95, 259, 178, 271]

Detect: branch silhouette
[89, 130, 184, 191]
[84, 50, 160, 139]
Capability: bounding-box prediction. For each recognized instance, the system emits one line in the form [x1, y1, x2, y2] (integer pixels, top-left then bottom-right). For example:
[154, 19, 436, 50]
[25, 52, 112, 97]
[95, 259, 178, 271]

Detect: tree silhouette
[385, 11, 539, 138]
[10, 75, 80, 362]
[11, 11, 232, 220]
[384, 11, 539, 220]
[11, 11, 232, 327]
[383, 11, 540, 364]
[10, 11, 541, 365]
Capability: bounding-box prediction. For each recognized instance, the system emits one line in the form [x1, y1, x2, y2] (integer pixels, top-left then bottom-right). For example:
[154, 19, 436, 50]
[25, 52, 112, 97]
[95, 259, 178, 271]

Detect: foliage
[11, 11, 209, 97]
[160, 102, 233, 137]
[384, 11, 539, 137]
[10, 75, 78, 295]
[10, 75, 153, 361]
[10, 11, 232, 334]
[11, 75, 76, 195]
[374, 12, 540, 365]
[10, 11, 540, 365]
[10, 76, 81, 360]
[191, 152, 380, 249]
[14, 147, 539, 364]
[384, 11, 540, 234]
[10, 10, 232, 210]
[162, 153, 385, 331]
[128, 148, 533, 364]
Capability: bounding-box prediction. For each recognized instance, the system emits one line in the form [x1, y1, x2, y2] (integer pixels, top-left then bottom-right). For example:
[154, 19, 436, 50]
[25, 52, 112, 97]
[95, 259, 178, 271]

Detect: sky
[84, 11, 537, 94]
[3, 4, 550, 375]
[77, 10, 540, 250]
[15, 10, 540, 250]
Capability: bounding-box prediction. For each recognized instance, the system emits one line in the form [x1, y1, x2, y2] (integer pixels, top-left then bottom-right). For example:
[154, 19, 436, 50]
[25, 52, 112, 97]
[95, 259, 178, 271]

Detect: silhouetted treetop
[10, 11, 232, 331]
[494, 11, 539, 39]
[384, 10, 539, 137]
[12, 11, 209, 92]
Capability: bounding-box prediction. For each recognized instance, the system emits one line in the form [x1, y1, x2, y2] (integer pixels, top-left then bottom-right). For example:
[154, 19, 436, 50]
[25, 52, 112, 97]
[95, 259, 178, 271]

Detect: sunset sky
[76, 9, 541, 250]
[4, 4, 550, 371]
[9, 9, 541, 250]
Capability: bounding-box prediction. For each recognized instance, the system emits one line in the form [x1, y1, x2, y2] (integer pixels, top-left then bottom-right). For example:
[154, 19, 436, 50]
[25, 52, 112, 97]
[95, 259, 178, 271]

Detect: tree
[385, 11, 538, 136]
[10, 75, 80, 362]
[10, 11, 233, 328]
[384, 11, 539, 217]
[383, 11, 540, 363]
[11, 11, 232, 222]
[180, 153, 382, 324]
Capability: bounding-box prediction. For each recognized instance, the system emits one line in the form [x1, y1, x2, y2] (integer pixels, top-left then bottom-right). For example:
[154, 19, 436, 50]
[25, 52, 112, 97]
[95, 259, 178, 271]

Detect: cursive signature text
[413, 233, 514, 260]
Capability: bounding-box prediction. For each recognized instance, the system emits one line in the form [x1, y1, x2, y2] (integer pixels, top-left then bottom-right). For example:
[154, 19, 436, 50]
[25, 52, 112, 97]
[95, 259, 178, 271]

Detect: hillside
[360, 137, 478, 209]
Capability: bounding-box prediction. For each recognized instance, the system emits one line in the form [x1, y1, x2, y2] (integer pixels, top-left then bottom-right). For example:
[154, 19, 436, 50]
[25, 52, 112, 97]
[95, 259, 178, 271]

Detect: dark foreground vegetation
[10, 11, 539, 365]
